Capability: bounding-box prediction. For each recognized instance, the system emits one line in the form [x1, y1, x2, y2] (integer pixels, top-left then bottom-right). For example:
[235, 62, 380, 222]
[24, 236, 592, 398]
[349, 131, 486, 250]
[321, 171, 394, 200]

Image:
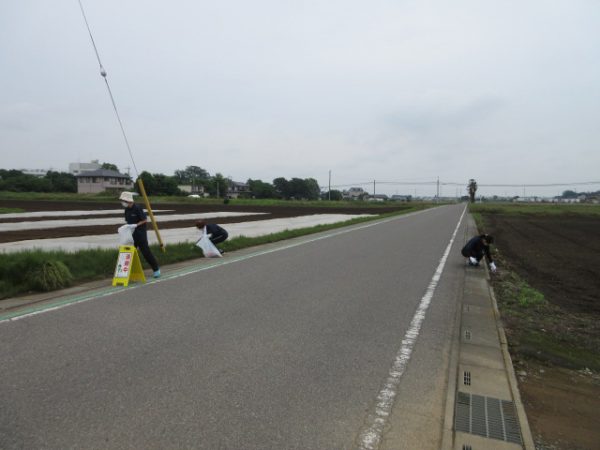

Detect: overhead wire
[77, 0, 140, 178]
[77, 0, 165, 251]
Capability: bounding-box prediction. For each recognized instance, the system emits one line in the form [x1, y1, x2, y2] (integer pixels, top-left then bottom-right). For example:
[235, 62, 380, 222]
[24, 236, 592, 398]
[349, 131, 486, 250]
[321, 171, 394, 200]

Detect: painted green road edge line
[0, 208, 433, 323]
[0, 285, 127, 322]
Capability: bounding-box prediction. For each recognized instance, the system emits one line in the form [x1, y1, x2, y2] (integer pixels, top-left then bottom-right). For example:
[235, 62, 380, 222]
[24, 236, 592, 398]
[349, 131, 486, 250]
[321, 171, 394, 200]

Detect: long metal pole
[137, 179, 166, 252]
[328, 170, 331, 201]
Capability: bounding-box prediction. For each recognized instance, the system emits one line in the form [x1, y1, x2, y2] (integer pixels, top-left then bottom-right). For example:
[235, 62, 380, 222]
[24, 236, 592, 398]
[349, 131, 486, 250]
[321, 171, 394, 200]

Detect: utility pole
[436, 176, 440, 200]
[216, 181, 220, 198]
[328, 170, 331, 201]
[373, 179, 376, 196]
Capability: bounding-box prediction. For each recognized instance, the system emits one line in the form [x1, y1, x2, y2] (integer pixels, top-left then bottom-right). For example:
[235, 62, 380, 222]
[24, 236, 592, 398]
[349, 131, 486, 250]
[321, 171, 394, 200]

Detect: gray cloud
[1, 0, 599, 196]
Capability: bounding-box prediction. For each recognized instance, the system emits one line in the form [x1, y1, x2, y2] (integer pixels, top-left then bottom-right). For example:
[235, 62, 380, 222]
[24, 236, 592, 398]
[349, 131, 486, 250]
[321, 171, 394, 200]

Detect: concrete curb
[442, 215, 536, 450]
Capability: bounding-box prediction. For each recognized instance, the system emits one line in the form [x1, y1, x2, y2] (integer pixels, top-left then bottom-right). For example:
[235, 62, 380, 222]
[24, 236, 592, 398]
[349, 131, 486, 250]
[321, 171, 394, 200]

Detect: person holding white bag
[119, 191, 161, 278]
[195, 220, 228, 256]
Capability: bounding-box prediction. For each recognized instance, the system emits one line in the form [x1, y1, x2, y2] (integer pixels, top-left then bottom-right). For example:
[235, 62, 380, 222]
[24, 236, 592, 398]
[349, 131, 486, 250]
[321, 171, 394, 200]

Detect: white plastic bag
[118, 224, 134, 246]
[196, 226, 222, 258]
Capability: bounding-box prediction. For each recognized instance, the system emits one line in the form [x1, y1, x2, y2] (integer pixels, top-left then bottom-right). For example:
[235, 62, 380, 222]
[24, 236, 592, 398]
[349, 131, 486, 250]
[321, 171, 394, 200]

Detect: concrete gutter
[442, 214, 535, 450]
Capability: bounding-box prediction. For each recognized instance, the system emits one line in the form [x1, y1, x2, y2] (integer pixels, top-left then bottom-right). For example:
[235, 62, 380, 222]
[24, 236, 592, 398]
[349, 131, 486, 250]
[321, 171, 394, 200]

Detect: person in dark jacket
[461, 233, 497, 273]
[119, 191, 161, 278]
[196, 220, 228, 253]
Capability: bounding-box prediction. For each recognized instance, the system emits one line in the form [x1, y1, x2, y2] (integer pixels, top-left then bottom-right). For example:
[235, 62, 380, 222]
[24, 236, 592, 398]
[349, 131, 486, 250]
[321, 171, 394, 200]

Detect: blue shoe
[153, 269, 161, 278]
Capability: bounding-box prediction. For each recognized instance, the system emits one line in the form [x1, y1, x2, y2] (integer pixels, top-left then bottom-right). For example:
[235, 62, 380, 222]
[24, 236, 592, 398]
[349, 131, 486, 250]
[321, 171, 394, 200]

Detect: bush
[24, 261, 73, 292]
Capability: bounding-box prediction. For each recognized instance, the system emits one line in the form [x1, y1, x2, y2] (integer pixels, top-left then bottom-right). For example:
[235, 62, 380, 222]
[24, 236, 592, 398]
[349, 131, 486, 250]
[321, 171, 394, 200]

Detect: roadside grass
[0, 207, 25, 214]
[0, 208, 424, 300]
[472, 206, 600, 372]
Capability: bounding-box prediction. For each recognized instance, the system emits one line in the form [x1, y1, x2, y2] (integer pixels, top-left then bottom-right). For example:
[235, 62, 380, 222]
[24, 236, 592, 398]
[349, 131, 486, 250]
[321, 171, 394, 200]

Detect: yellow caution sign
[112, 245, 146, 287]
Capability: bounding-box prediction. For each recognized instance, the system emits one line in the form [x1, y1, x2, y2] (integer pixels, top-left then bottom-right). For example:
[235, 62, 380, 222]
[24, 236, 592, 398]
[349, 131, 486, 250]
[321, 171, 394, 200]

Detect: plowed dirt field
[483, 212, 600, 450]
[0, 199, 412, 244]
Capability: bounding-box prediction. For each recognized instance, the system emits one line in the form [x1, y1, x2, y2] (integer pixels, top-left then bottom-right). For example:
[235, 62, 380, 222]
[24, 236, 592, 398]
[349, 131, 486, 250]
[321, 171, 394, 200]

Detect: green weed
[24, 261, 73, 291]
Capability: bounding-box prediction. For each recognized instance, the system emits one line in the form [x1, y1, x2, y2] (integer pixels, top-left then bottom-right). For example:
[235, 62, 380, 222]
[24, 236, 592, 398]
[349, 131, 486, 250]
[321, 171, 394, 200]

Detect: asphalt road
[1, 204, 468, 449]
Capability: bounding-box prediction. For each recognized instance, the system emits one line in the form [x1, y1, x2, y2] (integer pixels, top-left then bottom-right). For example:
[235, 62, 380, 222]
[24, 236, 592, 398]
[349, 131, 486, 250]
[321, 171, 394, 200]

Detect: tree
[272, 177, 321, 200]
[247, 179, 277, 198]
[561, 190, 578, 199]
[303, 178, 321, 200]
[272, 177, 290, 199]
[325, 189, 343, 201]
[0, 170, 52, 192]
[101, 162, 119, 171]
[173, 166, 210, 184]
[46, 171, 77, 193]
[467, 179, 478, 203]
[203, 173, 230, 197]
[137, 171, 182, 196]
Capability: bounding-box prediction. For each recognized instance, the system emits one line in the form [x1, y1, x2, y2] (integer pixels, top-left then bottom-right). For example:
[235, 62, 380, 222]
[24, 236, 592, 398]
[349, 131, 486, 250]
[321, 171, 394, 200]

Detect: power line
[77, 0, 140, 178]
[325, 180, 600, 189]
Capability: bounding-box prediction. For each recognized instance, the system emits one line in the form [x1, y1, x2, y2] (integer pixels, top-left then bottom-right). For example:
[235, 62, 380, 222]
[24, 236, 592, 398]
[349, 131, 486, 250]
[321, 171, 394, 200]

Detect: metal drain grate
[455, 392, 522, 444]
[463, 371, 471, 386]
[464, 329, 472, 341]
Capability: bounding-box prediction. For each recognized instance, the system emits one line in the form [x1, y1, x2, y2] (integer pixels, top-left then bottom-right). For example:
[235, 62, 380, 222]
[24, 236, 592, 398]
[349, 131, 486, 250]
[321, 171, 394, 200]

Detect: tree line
[0, 169, 77, 193]
[0, 164, 326, 200]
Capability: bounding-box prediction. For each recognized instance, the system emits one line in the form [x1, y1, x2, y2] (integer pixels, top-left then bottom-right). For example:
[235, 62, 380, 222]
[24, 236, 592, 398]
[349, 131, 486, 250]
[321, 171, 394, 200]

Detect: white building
[69, 160, 102, 175]
[75, 169, 133, 194]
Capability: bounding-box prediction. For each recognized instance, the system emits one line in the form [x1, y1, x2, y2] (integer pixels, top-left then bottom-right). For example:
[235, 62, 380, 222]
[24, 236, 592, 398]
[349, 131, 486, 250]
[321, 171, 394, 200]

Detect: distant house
[227, 181, 250, 199]
[366, 194, 389, 202]
[343, 187, 367, 200]
[75, 169, 133, 194]
[178, 184, 206, 195]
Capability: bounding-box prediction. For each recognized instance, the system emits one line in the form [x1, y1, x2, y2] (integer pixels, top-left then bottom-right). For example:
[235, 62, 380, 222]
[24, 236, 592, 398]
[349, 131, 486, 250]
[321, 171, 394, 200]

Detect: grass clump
[518, 330, 600, 372]
[25, 260, 73, 291]
[494, 270, 599, 371]
[0, 249, 116, 299]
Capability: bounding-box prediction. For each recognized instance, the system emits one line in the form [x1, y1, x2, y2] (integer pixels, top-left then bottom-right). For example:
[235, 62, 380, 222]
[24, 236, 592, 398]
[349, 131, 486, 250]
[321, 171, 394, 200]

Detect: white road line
[357, 205, 466, 450]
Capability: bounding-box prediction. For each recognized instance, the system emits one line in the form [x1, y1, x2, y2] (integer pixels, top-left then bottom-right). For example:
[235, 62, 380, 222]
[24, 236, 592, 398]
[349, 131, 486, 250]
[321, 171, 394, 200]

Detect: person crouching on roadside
[196, 220, 228, 254]
[119, 191, 161, 278]
[461, 233, 497, 273]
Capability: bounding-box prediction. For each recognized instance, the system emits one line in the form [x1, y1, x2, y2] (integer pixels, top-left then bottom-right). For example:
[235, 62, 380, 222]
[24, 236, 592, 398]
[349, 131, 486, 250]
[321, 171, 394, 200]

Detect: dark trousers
[210, 231, 228, 246]
[133, 229, 159, 271]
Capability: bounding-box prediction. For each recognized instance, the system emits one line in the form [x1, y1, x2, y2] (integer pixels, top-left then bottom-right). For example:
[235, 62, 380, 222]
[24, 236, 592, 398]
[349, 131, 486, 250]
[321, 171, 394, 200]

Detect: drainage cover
[455, 392, 522, 445]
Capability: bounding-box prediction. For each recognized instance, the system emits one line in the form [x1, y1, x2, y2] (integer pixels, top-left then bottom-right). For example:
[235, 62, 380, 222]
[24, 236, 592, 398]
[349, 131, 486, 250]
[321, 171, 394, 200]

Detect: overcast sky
[1, 0, 599, 197]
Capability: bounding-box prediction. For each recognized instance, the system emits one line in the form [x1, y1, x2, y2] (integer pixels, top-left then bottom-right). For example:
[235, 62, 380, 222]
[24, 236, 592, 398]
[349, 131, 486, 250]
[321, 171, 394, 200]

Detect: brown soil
[516, 361, 600, 450]
[483, 213, 600, 450]
[0, 200, 412, 244]
[486, 214, 600, 314]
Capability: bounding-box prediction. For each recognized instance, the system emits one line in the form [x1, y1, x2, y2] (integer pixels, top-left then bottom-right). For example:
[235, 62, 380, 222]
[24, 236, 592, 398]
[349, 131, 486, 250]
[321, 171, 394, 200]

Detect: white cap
[119, 191, 135, 203]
